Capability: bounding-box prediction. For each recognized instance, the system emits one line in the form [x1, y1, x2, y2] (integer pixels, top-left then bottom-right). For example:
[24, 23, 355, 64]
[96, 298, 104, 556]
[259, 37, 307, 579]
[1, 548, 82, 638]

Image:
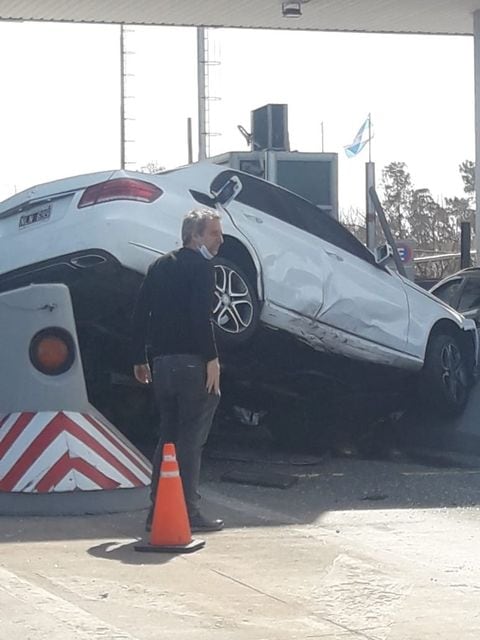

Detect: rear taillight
[78, 178, 163, 208]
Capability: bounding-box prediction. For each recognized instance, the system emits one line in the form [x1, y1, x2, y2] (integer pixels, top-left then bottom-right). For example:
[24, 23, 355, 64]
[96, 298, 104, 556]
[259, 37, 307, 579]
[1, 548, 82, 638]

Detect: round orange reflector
[36, 336, 69, 372]
[30, 328, 75, 375]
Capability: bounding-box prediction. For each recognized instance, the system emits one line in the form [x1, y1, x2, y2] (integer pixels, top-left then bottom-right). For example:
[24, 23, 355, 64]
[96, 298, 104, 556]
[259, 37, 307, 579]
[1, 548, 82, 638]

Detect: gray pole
[368, 113, 372, 163]
[460, 221, 472, 269]
[187, 117, 193, 164]
[365, 162, 376, 250]
[197, 27, 207, 161]
[120, 25, 125, 170]
[474, 11, 480, 264]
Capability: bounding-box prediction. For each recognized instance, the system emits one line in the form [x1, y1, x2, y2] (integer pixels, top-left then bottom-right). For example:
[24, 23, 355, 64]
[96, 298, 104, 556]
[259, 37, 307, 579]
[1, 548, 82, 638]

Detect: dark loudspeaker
[251, 104, 289, 151]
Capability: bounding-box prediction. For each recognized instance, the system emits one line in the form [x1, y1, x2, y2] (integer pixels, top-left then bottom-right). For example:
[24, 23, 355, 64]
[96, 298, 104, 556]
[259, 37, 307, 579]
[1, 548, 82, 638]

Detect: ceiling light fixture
[282, 1, 302, 18]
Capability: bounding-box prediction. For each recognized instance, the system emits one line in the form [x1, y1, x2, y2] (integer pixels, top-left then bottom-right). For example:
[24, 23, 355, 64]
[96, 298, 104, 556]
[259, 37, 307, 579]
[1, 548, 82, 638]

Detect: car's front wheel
[213, 258, 260, 348]
[421, 332, 471, 418]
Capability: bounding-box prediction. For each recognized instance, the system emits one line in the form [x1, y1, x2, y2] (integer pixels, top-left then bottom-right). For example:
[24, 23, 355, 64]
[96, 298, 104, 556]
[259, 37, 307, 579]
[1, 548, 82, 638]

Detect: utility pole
[120, 25, 136, 170]
[196, 27, 221, 161]
[120, 25, 125, 170]
[197, 27, 207, 161]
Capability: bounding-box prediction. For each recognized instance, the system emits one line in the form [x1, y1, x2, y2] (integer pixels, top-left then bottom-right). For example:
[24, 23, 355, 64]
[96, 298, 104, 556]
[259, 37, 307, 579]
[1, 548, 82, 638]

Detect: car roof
[430, 267, 480, 292]
[460, 267, 480, 274]
[439, 268, 480, 281]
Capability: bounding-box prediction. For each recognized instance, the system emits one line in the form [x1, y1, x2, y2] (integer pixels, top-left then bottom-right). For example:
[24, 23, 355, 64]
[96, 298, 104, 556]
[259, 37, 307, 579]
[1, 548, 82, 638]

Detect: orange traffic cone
[135, 443, 205, 554]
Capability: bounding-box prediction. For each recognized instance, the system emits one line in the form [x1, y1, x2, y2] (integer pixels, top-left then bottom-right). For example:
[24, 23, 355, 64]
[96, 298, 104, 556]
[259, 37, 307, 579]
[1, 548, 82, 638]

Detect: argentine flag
[344, 115, 372, 158]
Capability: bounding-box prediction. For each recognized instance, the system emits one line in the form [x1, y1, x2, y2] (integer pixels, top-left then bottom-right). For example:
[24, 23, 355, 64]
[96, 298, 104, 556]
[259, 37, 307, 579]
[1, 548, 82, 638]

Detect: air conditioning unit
[251, 104, 290, 151]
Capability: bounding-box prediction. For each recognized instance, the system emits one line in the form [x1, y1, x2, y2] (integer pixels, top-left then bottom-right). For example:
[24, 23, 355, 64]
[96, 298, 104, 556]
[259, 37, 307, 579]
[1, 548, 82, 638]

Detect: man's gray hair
[182, 208, 221, 246]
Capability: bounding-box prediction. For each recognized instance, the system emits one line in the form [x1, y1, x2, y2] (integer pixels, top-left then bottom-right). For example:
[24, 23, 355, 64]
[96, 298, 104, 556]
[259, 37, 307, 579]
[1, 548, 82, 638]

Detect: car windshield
[432, 279, 462, 308]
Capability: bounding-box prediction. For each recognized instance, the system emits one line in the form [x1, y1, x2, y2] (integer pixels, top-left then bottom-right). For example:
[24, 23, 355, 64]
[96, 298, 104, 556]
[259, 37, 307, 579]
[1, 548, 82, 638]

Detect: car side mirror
[374, 243, 394, 266]
[210, 175, 243, 207]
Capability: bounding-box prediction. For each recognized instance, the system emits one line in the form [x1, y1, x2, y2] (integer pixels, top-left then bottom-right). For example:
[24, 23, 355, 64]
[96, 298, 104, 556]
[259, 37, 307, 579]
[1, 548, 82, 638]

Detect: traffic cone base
[134, 539, 205, 554]
[135, 443, 205, 554]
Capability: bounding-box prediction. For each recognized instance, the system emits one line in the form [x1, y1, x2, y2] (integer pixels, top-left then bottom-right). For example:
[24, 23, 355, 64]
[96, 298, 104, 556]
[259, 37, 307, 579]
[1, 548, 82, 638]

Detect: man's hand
[134, 363, 152, 385]
[206, 358, 220, 395]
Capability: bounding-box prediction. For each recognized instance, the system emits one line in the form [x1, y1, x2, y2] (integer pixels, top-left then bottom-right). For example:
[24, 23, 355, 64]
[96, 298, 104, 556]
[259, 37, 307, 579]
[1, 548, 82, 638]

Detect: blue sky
[0, 21, 474, 215]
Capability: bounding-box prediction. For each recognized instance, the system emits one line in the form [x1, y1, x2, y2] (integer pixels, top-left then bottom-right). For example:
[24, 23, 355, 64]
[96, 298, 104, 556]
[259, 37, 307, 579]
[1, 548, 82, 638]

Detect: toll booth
[208, 150, 339, 220]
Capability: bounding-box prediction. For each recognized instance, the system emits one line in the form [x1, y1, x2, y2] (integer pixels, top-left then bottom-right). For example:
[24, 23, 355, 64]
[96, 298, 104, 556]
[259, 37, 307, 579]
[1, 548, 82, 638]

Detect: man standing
[132, 208, 224, 533]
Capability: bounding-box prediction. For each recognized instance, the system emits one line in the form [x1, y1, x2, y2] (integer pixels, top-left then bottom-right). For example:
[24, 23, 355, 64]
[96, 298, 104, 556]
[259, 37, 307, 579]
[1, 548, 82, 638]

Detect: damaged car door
[213, 171, 334, 321]
[211, 170, 410, 365]
[275, 187, 410, 361]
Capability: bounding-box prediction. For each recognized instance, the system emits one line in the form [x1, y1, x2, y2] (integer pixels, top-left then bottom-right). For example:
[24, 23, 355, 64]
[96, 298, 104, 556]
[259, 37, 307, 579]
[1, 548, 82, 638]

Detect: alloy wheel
[440, 341, 468, 405]
[213, 264, 254, 334]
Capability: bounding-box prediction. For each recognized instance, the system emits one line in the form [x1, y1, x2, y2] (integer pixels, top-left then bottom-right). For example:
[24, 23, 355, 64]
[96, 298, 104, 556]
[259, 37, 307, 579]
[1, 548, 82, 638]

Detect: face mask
[198, 244, 214, 260]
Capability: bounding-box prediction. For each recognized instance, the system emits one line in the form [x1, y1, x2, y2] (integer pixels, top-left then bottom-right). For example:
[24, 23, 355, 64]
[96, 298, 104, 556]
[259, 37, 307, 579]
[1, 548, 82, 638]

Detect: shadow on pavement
[87, 540, 176, 566]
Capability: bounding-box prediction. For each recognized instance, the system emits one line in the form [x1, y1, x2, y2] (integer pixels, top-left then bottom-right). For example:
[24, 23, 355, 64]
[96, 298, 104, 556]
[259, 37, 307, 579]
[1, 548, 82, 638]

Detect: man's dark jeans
[150, 354, 219, 518]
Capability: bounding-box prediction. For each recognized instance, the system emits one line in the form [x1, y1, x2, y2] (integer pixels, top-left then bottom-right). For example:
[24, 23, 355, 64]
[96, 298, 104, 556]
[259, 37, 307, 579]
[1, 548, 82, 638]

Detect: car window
[215, 170, 376, 265]
[432, 279, 463, 308]
[458, 279, 480, 312]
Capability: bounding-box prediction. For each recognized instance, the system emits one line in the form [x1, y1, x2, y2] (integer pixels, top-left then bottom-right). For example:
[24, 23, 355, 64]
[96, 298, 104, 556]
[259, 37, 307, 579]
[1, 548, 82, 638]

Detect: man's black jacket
[131, 247, 218, 364]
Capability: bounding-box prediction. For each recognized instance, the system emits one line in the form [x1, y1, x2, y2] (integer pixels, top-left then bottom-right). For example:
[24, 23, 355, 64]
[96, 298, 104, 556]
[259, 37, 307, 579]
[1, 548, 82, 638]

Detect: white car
[0, 162, 477, 423]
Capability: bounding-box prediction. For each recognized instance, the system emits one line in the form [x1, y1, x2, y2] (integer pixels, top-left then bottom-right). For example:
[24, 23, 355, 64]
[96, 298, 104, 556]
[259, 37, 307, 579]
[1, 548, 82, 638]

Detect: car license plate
[19, 204, 52, 229]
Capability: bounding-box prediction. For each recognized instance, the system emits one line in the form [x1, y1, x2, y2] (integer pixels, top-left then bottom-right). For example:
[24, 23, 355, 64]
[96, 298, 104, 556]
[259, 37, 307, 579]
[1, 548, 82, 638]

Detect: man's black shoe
[189, 513, 224, 533]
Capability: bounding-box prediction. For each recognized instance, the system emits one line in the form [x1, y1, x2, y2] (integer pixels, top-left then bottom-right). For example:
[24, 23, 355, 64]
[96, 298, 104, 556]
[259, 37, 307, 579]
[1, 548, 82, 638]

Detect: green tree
[380, 162, 473, 279]
[459, 160, 475, 196]
[380, 162, 413, 238]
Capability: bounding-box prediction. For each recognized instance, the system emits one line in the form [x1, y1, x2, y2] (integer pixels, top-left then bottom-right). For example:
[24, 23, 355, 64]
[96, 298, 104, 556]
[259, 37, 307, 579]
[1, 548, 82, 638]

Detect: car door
[316, 242, 410, 352]
[457, 276, 480, 325]
[270, 185, 410, 353]
[213, 171, 333, 319]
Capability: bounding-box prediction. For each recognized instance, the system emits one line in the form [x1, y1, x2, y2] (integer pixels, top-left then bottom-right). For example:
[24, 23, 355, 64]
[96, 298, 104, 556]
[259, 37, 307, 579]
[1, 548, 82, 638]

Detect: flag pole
[368, 112, 372, 162]
[365, 112, 376, 251]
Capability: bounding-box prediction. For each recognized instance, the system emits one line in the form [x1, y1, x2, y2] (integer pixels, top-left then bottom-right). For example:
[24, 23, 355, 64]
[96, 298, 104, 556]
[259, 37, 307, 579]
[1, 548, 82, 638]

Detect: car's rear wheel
[421, 333, 471, 418]
[213, 258, 260, 348]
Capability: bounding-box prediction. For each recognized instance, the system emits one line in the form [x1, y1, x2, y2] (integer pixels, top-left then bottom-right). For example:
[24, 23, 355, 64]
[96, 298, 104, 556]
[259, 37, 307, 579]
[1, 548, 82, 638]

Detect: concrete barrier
[0, 284, 151, 515]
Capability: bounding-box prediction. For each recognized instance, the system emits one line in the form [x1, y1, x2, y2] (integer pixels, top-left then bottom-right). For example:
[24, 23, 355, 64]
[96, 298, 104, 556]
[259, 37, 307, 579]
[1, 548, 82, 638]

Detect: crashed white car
[0, 163, 477, 421]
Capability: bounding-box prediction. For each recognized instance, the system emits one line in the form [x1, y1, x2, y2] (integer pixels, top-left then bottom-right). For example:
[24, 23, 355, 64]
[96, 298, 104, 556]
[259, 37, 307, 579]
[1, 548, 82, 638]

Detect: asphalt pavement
[3, 387, 480, 639]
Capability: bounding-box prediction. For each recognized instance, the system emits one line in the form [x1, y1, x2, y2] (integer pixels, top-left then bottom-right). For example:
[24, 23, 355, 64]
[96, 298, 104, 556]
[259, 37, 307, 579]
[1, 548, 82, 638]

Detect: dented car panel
[261, 301, 423, 370]
[225, 199, 329, 319]
[313, 248, 410, 354]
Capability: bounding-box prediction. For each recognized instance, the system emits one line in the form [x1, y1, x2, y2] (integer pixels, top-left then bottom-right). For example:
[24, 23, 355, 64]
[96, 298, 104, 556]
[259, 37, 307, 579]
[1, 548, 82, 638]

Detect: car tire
[213, 258, 260, 348]
[420, 332, 471, 418]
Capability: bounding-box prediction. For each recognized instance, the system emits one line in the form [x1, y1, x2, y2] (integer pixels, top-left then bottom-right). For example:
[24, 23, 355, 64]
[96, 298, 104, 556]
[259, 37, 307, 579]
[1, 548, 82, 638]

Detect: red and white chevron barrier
[0, 411, 151, 493]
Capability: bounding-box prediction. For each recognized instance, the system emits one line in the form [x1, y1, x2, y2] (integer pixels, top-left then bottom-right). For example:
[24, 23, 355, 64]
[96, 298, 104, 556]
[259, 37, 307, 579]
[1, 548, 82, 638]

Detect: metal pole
[369, 187, 407, 278]
[120, 25, 125, 170]
[187, 118, 193, 164]
[321, 121, 324, 152]
[365, 162, 376, 251]
[197, 27, 207, 161]
[368, 113, 372, 163]
[474, 11, 480, 264]
[460, 221, 472, 269]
